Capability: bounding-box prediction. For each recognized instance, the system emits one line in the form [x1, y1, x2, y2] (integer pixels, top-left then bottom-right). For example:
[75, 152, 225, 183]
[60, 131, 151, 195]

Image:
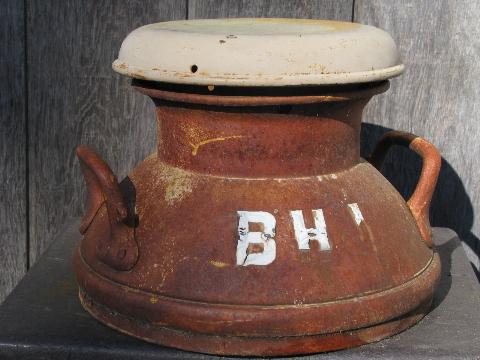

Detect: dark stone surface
[0, 220, 478, 359]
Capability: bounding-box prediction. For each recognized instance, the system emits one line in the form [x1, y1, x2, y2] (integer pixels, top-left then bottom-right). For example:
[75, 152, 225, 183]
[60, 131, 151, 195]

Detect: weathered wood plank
[355, 0, 480, 270]
[0, 0, 27, 303]
[188, 0, 353, 20]
[26, 0, 187, 264]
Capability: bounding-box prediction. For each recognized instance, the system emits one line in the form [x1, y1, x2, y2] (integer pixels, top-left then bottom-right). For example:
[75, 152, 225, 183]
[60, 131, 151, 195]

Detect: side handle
[369, 131, 441, 247]
[76, 145, 138, 270]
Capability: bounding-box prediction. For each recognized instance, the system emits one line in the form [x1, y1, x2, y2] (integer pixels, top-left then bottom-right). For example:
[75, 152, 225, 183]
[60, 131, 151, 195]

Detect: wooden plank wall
[1, 0, 479, 301]
[26, 0, 187, 264]
[188, 0, 352, 19]
[0, 0, 27, 303]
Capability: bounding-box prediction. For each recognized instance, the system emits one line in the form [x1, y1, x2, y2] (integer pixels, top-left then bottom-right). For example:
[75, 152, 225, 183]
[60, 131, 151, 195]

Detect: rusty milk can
[73, 18, 442, 356]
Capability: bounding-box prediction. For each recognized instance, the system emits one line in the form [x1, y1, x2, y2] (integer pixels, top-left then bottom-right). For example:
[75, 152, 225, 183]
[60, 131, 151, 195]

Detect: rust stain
[132, 71, 147, 80]
[189, 135, 243, 156]
[309, 63, 328, 74]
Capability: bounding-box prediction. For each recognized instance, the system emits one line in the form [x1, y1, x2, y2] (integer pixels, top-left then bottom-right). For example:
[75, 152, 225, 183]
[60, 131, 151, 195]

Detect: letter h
[290, 209, 331, 251]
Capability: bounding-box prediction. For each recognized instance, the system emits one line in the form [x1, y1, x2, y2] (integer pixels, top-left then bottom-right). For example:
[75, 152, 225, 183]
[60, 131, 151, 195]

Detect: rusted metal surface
[73, 80, 441, 356]
[132, 79, 390, 106]
[76, 145, 138, 271]
[369, 131, 442, 248]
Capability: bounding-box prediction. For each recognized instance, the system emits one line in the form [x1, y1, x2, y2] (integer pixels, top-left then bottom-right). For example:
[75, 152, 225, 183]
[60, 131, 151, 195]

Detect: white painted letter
[290, 209, 331, 251]
[236, 211, 276, 266]
[347, 203, 364, 225]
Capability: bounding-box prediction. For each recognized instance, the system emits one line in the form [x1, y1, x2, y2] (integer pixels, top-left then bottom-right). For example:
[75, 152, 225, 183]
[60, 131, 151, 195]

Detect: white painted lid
[113, 18, 404, 86]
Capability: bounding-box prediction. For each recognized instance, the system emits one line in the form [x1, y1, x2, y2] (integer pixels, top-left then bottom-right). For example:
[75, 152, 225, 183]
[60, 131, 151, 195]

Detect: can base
[79, 289, 432, 356]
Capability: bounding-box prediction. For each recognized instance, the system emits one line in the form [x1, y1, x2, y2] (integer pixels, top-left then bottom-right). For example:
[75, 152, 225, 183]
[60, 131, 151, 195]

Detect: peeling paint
[209, 260, 229, 268]
[290, 209, 331, 251]
[148, 160, 195, 206]
[317, 173, 339, 181]
[348, 203, 364, 225]
[236, 211, 276, 266]
[163, 171, 193, 205]
[131, 71, 147, 80]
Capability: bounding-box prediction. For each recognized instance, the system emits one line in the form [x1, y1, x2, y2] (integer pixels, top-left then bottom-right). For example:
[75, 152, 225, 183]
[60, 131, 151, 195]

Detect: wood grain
[188, 0, 353, 21]
[188, 0, 353, 20]
[26, 0, 187, 265]
[355, 0, 480, 270]
[0, 0, 27, 302]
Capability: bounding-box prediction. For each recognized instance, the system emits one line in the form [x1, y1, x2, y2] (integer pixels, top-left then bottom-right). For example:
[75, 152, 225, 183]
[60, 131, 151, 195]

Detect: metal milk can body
[73, 19, 441, 356]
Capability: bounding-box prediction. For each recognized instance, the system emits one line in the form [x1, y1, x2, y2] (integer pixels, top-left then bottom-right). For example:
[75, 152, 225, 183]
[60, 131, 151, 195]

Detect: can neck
[155, 100, 369, 177]
[133, 81, 388, 178]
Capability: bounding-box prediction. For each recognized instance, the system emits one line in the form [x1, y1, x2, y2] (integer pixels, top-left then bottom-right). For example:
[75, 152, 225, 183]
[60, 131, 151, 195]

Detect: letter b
[236, 211, 276, 266]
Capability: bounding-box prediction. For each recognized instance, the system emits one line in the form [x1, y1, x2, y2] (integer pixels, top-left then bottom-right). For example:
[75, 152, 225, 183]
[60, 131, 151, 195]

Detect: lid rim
[113, 61, 405, 87]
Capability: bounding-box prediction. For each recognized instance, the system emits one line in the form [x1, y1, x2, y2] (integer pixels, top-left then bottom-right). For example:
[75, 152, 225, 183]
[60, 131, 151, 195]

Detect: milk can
[73, 18, 441, 356]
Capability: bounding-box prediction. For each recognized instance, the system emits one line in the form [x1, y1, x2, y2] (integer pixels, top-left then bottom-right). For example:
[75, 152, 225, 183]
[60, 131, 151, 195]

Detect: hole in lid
[190, 64, 198, 73]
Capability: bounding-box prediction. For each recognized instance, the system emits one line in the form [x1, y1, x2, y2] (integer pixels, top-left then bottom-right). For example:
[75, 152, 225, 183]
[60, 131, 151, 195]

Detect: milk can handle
[369, 131, 441, 248]
[76, 145, 128, 234]
[76, 145, 139, 271]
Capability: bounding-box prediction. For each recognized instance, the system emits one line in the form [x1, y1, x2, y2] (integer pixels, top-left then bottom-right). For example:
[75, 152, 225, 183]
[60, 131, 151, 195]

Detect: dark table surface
[0, 220, 479, 359]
